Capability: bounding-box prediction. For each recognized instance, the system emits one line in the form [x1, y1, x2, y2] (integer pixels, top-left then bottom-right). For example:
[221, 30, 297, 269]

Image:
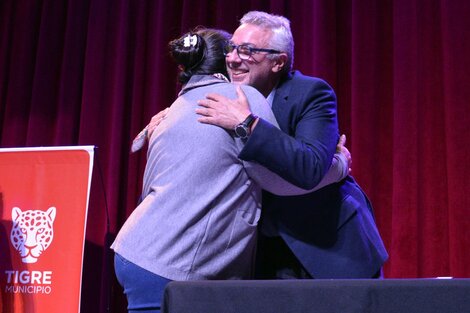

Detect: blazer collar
[272, 71, 295, 113]
[179, 74, 228, 96]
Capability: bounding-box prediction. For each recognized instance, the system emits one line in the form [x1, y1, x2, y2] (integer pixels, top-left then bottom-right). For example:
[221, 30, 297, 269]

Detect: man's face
[226, 23, 281, 97]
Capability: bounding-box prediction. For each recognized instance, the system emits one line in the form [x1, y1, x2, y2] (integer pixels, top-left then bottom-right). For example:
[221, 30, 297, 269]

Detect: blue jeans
[114, 253, 172, 312]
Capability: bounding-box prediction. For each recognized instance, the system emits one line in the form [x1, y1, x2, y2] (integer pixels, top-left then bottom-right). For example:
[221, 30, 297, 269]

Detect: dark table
[162, 278, 470, 313]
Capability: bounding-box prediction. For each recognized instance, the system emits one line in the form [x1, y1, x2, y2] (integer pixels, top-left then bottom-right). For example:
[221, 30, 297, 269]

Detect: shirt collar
[266, 87, 277, 107]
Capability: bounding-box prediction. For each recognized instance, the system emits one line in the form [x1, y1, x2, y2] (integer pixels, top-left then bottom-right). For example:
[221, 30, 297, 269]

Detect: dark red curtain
[1, 0, 469, 312]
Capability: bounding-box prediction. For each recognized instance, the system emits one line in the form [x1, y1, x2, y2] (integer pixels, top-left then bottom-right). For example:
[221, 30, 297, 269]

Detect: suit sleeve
[239, 77, 339, 189]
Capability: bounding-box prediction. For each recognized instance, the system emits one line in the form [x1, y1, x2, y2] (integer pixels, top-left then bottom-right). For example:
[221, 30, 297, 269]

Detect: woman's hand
[336, 134, 352, 173]
[130, 107, 169, 153]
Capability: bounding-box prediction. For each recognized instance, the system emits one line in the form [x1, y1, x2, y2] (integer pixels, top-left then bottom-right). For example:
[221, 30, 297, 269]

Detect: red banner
[0, 146, 94, 313]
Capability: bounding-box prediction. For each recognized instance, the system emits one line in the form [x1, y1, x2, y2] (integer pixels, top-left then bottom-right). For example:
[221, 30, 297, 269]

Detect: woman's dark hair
[169, 28, 231, 84]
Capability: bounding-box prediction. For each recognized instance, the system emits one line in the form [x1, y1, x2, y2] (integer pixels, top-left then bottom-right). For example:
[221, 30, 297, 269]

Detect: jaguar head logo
[10, 206, 57, 263]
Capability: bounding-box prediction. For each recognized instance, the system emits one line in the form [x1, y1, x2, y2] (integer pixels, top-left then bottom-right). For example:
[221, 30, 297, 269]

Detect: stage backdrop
[0, 1, 469, 312]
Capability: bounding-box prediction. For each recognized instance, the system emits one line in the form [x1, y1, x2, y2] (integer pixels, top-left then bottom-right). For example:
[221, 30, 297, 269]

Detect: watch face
[235, 125, 249, 138]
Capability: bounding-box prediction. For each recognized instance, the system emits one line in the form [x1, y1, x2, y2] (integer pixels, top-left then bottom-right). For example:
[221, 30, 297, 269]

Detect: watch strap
[242, 114, 257, 127]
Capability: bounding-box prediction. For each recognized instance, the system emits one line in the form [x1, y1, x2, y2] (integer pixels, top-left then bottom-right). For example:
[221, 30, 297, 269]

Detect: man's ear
[272, 53, 288, 73]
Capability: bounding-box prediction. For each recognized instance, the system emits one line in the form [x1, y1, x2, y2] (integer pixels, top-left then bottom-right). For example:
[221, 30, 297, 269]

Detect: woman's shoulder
[239, 84, 266, 103]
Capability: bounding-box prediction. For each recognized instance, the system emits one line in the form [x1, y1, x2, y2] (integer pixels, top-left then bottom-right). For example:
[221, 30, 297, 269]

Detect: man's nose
[225, 50, 241, 63]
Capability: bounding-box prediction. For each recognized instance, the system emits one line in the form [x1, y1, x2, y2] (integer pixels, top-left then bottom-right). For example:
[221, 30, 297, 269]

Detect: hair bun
[169, 33, 205, 70]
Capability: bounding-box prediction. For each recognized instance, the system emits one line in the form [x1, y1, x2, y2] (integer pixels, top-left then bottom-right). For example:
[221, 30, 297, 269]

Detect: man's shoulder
[276, 71, 335, 99]
[285, 70, 331, 87]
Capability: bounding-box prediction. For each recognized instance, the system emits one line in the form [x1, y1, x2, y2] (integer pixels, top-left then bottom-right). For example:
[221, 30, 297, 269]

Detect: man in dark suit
[196, 11, 388, 278]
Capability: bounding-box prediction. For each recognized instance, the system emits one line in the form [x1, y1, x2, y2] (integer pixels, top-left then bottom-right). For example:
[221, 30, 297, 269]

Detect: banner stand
[0, 146, 94, 313]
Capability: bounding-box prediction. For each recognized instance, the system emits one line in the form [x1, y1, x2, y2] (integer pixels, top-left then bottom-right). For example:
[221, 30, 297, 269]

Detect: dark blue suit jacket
[240, 71, 388, 278]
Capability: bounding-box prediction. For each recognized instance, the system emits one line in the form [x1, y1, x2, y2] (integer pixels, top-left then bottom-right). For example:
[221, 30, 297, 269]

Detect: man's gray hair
[240, 11, 294, 74]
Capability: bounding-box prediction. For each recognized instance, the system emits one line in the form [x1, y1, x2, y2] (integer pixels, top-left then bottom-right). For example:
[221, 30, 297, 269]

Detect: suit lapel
[272, 72, 295, 133]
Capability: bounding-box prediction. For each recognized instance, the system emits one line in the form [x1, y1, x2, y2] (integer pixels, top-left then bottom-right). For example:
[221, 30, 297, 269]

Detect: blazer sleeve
[239, 75, 339, 189]
[244, 151, 349, 196]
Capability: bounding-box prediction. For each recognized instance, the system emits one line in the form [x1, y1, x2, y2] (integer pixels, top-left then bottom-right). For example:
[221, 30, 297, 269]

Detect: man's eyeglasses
[223, 43, 281, 60]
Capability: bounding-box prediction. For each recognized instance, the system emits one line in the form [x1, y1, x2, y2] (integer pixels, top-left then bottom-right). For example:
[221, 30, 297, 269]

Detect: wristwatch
[234, 114, 257, 139]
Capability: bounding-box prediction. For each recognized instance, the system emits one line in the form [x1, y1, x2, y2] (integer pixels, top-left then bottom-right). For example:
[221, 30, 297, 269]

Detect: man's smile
[228, 68, 248, 81]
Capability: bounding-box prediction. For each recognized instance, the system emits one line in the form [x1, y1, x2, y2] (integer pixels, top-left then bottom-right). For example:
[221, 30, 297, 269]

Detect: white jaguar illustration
[10, 206, 57, 263]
